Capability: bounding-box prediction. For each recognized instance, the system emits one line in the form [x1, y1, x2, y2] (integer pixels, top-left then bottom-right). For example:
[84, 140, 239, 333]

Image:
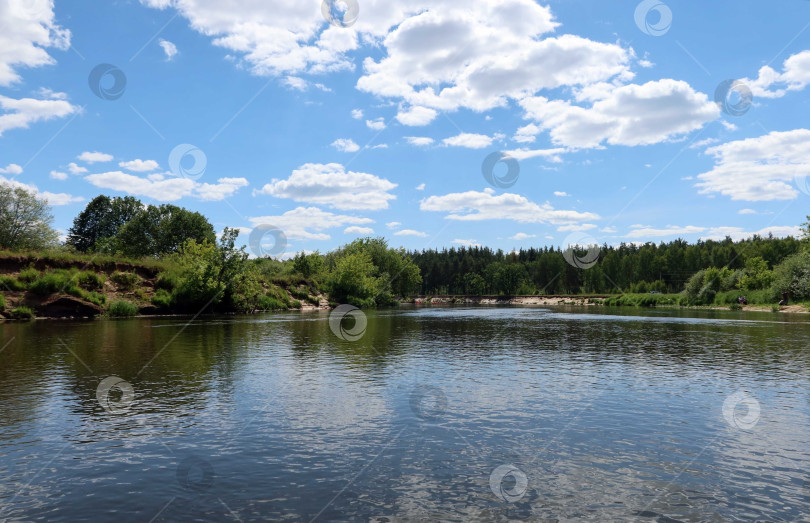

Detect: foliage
[110, 271, 141, 290]
[0, 275, 25, 291]
[603, 294, 684, 307]
[108, 300, 138, 317]
[0, 293, 4, 310]
[739, 257, 773, 290]
[77, 271, 105, 289]
[114, 204, 216, 258]
[155, 272, 178, 291]
[770, 250, 810, 301]
[29, 271, 76, 295]
[10, 306, 34, 319]
[0, 185, 59, 250]
[66, 195, 142, 252]
[151, 289, 172, 310]
[17, 267, 39, 283]
[292, 251, 324, 279]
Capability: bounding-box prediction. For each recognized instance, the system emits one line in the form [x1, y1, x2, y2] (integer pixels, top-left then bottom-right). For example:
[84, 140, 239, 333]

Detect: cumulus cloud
[386, 221, 402, 229]
[519, 79, 719, 148]
[78, 151, 113, 163]
[695, 129, 810, 201]
[255, 162, 397, 210]
[84, 171, 248, 201]
[50, 170, 67, 180]
[453, 239, 481, 247]
[553, 191, 569, 197]
[0, 0, 71, 86]
[415, 183, 425, 190]
[351, 109, 364, 119]
[626, 225, 705, 238]
[331, 138, 360, 152]
[744, 50, 810, 99]
[395, 105, 437, 126]
[0, 163, 23, 175]
[420, 187, 599, 226]
[344, 226, 374, 235]
[0, 175, 82, 206]
[159, 38, 178, 60]
[509, 233, 536, 240]
[394, 229, 428, 237]
[442, 133, 493, 149]
[0, 94, 78, 136]
[119, 159, 160, 172]
[366, 117, 386, 130]
[513, 124, 540, 143]
[248, 206, 373, 240]
[404, 136, 434, 146]
[625, 223, 802, 242]
[67, 162, 87, 175]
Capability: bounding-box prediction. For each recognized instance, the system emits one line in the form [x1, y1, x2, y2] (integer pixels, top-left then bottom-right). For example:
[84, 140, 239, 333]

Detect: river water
[0, 306, 808, 521]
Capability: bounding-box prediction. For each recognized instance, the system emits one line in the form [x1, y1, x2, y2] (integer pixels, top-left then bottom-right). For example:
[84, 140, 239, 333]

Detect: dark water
[0, 306, 808, 522]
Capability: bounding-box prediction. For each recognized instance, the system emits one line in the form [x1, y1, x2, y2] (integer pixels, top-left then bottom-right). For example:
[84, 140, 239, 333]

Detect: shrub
[0, 275, 26, 291]
[10, 306, 34, 319]
[151, 289, 172, 310]
[0, 293, 4, 310]
[18, 267, 39, 283]
[108, 300, 138, 317]
[770, 251, 810, 301]
[257, 295, 287, 310]
[306, 295, 321, 306]
[83, 291, 106, 307]
[729, 303, 743, 311]
[29, 271, 76, 295]
[155, 272, 179, 291]
[77, 271, 105, 289]
[290, 287, 309, 300]
[110, 271, 140, 290]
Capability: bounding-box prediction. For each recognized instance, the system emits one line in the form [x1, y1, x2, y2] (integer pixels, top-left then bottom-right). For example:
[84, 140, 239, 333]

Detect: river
[0, 305, 808, 521]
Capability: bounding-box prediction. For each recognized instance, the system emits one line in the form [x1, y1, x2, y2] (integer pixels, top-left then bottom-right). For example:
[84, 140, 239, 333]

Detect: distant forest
[407, 235, 803, 296]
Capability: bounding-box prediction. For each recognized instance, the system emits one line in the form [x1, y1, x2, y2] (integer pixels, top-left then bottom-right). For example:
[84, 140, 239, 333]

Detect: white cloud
[626, 225, 706, 239]
[283, 76, 331, 92]
[700, 226, 802, 242]
[394, 229, 428, 237]
[0, 94, 78, 136]
[366, 117, 386, 130]
[49, 170, 67, 180]
[331, 138, 360, 152]
[356, 2, 631, 114]
[78, 151, 114, 163]
[0, 163, 22, 175]
[509, 233, 536, 240]
[553, 191, 569, 197]
[557, 223, 597, 232]
[513, 123, 540, 143]
[159, 38, 178, 60]
[744, 50, 810, 99]
[351, 109, 364, 119]
[453, 239, 481, 247]
[395, 105, 437, 126]
[344, 226, 374, 235]
[386, 221, 402, 229]
[39, 191, 84, 206]
[600, 226, 617, 233]
[84, 171, 248, 201]
[0, 0, 71, 86]
[421, 188, 599, 226]
[503, 147, 566, 161]
[67, 162, 87, 174]
[255, 162, 397, 210]
[738, 208, 757, 215]
[0, 175, 82, 206]
[695, 129, 810, 201]
[248, 207, 373, 240]
[404, 136, 434, 146]
[442, 133, 493, 149]
[520, 79, 720, 148]
[415, 183, 425, 191]
[119, 159, 160, 172]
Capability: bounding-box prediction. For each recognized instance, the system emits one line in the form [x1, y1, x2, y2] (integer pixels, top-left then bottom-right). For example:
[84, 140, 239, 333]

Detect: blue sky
[1, 0, 810, 257]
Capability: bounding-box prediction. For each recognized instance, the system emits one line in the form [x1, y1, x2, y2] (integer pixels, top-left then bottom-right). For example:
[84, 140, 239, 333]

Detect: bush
[155, 272, 179, 291]
[77, 271, 105, 289]
[0, 293, 4, 310]
[290, 287, 309, 300]
[110, 271, 140, 290]
[10, 306, 34, 319]
[29, 271, 77, 295]
[151, 289, 172, 310]
[82, 291, 106, 307]
[729, 303, 743, 311]
[18, 267, 39, 283]
[0, 275, 25, 291]
[770, 251, 810, 301]
[257, 295, 288, 310]
[108, 300, 138, 317]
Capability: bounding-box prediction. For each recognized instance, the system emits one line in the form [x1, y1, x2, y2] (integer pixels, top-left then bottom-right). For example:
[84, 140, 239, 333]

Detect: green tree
[771, 251, 810, 301]
[739, 256, 773, 290]
[463, 273, 487, 295]
[292, 251, 324, 279]
[0, 185, 59, 250]
[115, 204, 215, 258]
[66, 195, 142, 252]
[326, 251, 382, 306]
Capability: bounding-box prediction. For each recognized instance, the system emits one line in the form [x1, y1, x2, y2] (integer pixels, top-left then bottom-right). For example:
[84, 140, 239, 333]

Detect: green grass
[0, 293, 4, 310]
[18, 267, 39, 283]
[0, 275, 26, 291]
[151, 289, 172, 309]
[110, 271, 140, 290]
[108, 300, 138, 317]
[602, 294, 684, 307]
[10, 306, 34, 320]
[155, 272, 178, 291]
[257, 296, 288, 310]
[29, 270, 77, 295]
[77, 271, 105, 289]
[0, 248, 166, 271]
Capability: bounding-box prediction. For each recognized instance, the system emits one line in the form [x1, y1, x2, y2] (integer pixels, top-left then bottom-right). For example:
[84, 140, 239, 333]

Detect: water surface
[0, 305, 808, 521]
